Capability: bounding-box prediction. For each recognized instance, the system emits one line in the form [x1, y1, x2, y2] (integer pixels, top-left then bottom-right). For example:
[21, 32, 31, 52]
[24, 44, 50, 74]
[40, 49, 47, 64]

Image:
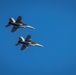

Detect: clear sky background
[0, 0, 76, 75]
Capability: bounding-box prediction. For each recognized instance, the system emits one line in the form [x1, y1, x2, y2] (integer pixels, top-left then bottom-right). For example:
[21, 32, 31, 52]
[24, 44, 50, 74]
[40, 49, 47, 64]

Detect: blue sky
[0, 0, 76, 75]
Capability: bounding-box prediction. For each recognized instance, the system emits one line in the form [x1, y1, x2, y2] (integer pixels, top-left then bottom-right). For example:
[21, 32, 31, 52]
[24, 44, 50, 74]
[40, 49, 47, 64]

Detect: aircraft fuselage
[19, 41, 35, 46]
[11, 22, 24, 26]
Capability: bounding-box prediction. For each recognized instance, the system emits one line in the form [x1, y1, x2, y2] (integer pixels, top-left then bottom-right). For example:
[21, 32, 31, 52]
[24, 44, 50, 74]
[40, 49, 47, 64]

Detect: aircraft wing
[11, 26, 18, 32]
[25, 35, 31, 42]
[21, 44, 27, 50]
[16, 16, 22, 23]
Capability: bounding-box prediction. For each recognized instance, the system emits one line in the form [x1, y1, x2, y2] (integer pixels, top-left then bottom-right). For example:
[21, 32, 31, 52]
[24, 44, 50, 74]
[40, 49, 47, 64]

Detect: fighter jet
[5, 16, 35, 32]
[15, 35, 43, 50]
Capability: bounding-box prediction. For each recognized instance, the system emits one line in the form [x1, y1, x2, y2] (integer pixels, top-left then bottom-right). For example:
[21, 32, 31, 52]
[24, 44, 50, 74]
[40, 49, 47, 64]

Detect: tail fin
[19, 36, 25, 42]
[9, 18, 15, 23]
[15, 36, 25, 46]
[5, 18, 15, 27]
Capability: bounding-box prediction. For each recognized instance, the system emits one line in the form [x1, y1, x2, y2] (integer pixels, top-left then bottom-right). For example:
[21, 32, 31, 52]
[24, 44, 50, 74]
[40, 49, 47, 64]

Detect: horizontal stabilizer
[5, 24, 11, 27]
[15, 42, 20, 46]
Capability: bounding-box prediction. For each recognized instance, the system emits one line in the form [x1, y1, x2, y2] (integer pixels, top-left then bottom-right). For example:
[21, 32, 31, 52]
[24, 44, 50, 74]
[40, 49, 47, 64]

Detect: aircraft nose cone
[26, 25, 35, 29]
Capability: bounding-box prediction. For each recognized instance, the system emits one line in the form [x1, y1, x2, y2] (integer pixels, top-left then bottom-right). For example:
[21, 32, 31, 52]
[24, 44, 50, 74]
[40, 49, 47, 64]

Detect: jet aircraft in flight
[15, 35, 43, 50]
[5, 16, 35, 32]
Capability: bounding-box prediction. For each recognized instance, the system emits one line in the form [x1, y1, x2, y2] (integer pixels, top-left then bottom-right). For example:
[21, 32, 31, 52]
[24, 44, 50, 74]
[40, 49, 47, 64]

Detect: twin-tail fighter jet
[15, 35, 43, 50]
[5, 16, 35, 32]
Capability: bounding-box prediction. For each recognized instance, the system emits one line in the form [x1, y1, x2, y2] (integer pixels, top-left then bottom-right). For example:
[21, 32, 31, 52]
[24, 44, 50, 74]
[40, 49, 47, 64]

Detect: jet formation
[6, 16, 43, 51]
